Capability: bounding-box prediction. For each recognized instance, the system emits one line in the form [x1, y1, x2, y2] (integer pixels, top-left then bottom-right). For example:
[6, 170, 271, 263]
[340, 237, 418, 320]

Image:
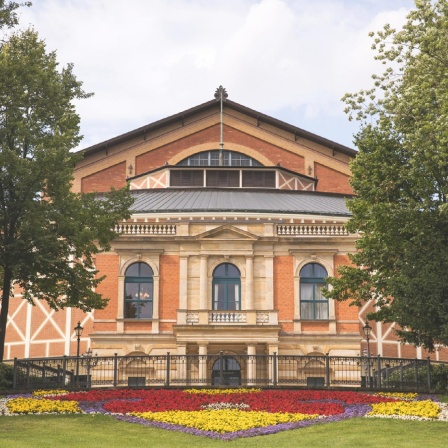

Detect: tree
[0, 1, 30, 30]
[325, 0, 448, 350]
[0, 27, 133, 361]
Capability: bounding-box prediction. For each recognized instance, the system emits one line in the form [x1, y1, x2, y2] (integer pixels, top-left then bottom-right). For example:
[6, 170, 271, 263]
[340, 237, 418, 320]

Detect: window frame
[212, 263, 241, 310]
[124, 262, 154, 319]
[299, 263, 329, 320]
[177, 150, 262, 167]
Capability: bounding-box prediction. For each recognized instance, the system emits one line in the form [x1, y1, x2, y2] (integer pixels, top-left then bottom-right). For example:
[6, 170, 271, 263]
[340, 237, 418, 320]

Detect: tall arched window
[212, 263, 241, 310]
[124, 262, 154, 318]
[300, 263, 328, 320]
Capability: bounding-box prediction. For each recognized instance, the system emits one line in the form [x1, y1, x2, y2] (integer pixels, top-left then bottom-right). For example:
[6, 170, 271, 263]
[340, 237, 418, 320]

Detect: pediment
[197, 225, 259, 241]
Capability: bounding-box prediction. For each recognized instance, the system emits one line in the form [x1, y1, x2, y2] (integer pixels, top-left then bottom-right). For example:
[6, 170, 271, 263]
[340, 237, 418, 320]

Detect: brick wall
[93, 254, 120, 326]
[79, 126, 353, 195]
[301, 322, 329, 332]
[315, 163, 353, 194]
[81, 162, 127, 193]
[274, 255, 294, 332]
[159, 255, 179, 332]
[135, 124, 305, 175]
[333, 254, 358, 334]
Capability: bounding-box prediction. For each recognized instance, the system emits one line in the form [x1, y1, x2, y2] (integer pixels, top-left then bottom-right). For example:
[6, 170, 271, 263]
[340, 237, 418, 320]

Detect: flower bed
[131, 409, 319, 433]
[2, 388, 446, 439]
[367, 399, 441, 420]
[6, 396, 80, 414]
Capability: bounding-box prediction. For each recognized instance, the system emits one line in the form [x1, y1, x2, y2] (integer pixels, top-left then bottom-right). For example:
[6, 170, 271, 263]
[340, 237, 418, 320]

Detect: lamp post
[363, 321, 372, 387]
[74, 321, 83, 385]
[81, 347, 98, 388]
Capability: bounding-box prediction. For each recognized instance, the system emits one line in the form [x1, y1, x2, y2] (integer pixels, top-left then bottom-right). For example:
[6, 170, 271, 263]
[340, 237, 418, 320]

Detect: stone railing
[183, 310, 274, 325]
[115, 223, 176, 235]
[277, 224, 349, 236]
[186, 311, 199, 324]
[209, 311, 247, 323]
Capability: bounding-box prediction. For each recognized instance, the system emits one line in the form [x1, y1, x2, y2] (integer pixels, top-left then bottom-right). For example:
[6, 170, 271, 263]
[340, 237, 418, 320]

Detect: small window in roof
[177, 150, 262, 167]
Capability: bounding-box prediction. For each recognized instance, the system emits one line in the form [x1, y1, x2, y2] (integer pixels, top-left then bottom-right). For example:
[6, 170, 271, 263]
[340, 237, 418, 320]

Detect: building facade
[3, 88, 447, 363]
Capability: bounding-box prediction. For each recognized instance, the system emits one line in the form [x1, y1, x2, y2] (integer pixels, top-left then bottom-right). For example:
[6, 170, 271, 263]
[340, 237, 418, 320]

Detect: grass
[0, 414, 447, 447]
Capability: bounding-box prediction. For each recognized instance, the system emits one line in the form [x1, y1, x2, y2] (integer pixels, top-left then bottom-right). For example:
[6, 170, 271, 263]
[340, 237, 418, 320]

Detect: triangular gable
[81, 95, 356, 159]
[197, 225, 259, 241]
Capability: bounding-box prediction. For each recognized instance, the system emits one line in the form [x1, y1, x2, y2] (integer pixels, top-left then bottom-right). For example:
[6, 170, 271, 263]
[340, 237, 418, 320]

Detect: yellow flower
[375, 392, 417, 401]
[368, 400, 440, 420]
[32, 389, 69, 397]
[131, 409, 318, 433]
[7, 397, 81, 415]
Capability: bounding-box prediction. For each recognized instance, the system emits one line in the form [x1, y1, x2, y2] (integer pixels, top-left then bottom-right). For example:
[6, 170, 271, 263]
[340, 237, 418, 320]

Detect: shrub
[431, 364, 448, 393]
[0, 363, 14, 391]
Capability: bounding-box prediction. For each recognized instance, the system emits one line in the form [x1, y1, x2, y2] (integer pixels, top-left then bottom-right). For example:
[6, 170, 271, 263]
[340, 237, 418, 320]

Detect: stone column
[265, 256, 274, 310]
[247, 344, 256, 386]
[117, 275, 125, 333]
[179, 256, 188, 309]
[176, 344, 187, 386]
[245, 256, 254, 309]
[198, 343, 208, 385]
[152, 274, 160, 333]
[268, 344, 278, 386]
[199, 255, 208, 309]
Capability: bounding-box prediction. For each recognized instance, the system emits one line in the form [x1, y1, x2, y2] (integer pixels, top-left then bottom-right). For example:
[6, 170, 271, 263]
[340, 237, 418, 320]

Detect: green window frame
[124, 262, 154, 319]
[300, 263, 329, 320]
[212, 263, 241, 310]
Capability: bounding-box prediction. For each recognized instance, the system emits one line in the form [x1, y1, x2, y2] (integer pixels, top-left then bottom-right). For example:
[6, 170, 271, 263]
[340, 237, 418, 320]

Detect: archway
[211, 356, 241, 386]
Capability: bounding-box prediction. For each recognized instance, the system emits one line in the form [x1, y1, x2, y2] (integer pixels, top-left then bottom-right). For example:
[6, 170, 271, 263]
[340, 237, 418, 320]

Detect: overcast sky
[16, 0, 415, 151]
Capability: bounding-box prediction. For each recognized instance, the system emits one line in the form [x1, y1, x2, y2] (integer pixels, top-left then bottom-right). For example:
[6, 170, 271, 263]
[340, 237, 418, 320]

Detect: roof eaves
[225, 99, 356, 157]
[79, 99, 219, 157]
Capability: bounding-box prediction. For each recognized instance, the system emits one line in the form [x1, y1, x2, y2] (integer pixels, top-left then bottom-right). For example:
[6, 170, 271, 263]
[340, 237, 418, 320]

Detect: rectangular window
[210, 152, 220, 166]
[206, 170, 239, 187]
[214, 284, 226, 309]
[300, 302, 313, 320]
[242, 171, 276, 188]
[138, 300, 153, 319]
[170, 170, 204, 187]
[300, 283, 328, 319]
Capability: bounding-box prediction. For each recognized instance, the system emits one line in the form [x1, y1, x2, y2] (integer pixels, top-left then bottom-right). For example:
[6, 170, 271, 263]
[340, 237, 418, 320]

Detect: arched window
[177, 150, 262, 167]
[300, 263, 328, 320]
[124, 262, 154, 318]
[212, 263, 241, 310]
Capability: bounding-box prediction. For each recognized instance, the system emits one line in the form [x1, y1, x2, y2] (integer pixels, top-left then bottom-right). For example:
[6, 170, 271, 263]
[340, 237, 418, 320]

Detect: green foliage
[0, 1, 30, 30]
[431, 364, 448, 393]
[386, 363, 448, 392]
[0, 362, 13, 389]
[0, 13, 133, 361]
[325, 0, 448, 350]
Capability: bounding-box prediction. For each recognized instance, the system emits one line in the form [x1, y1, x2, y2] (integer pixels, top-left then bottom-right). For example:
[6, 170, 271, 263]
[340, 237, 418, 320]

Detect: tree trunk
[0, 269, 13, 363]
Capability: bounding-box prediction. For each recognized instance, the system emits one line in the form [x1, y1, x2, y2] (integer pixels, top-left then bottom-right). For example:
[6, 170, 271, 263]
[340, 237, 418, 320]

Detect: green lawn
[0, 414, 447, 447]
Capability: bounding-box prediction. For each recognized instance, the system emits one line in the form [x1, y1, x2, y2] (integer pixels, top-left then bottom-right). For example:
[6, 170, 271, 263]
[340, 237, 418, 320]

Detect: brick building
[3, 87, 446, 363]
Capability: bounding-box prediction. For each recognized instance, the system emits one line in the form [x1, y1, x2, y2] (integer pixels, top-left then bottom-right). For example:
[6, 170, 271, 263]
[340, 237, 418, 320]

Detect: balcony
[178, 310, 278, 325]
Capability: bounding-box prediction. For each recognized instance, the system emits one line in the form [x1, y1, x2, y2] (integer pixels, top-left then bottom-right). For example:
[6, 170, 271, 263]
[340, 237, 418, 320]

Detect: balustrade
[277, 224, 349, 236]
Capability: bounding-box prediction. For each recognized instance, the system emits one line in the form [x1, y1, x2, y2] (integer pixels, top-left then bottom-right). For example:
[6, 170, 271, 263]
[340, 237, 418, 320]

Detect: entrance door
[211, 356, 241, 386]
